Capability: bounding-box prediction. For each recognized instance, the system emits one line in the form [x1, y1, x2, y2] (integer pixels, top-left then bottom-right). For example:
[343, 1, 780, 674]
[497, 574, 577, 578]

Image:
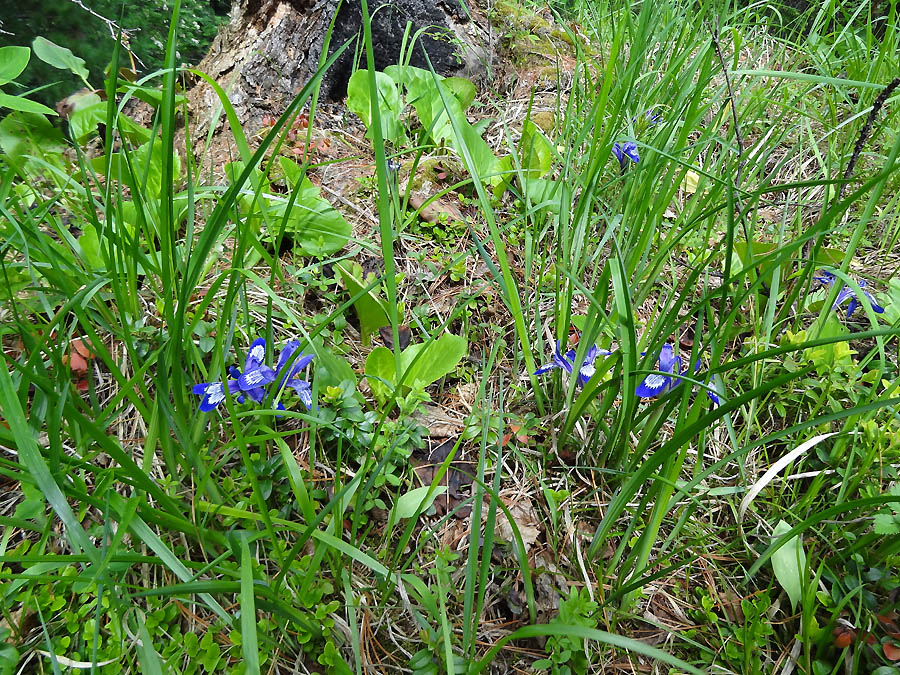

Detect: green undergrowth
[1, 0, 900, 673]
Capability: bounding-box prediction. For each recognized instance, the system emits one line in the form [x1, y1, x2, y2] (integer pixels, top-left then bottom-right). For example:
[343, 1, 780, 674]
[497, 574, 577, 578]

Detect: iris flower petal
[534, 339, 606, 388]
[244, 337, 267, 371]
[238, 365, 275, 391]
[288, 379, 314, 409]
[636, 344, 720, 405]
[635, 373, 672, 397]
[196, 380, 239, 412]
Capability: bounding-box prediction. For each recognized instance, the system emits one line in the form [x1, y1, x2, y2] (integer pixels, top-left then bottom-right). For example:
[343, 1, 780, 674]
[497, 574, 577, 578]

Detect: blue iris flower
[535, 340, 612, 388]
[635, 344, 720, 405]
[192, 379, 240, 412]
[193, 337, 315, 412]
[632, 109, 661, 126]
[273, 340, 315, 410]
[612, 141, 640, 170]
[815, 270, 884, 319]
[192, 337, 274, 411]
[236, 337, 276, 403]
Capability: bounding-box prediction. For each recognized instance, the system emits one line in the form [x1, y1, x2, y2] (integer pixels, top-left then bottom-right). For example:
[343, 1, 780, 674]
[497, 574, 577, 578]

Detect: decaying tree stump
[188, 0, 492, 138]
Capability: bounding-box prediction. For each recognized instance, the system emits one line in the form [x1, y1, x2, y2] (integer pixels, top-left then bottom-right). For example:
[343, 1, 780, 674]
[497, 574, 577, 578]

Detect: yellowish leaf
[683, 170, 701, 194]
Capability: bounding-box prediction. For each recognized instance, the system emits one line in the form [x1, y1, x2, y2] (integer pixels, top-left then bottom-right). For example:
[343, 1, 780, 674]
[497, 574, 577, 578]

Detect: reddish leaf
[884, 642, 900, 661]
[76, 379, 90, 392]
[71, 338, 94, 360]
[64, 352, 89, 373]
[833, 626, 856, 649]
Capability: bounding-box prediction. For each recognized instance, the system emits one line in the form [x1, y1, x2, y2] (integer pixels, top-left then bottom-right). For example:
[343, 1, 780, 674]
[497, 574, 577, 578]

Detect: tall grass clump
[1, 0, 899, 672]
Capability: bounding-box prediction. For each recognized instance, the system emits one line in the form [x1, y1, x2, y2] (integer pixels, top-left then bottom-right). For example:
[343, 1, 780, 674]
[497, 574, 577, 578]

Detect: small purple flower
[612, 141, 640, 170]
[535, 340, 611, 388]
[273, 340, 315, 409]
[635, 344, 720, 404]
[815, 270, 884, 319]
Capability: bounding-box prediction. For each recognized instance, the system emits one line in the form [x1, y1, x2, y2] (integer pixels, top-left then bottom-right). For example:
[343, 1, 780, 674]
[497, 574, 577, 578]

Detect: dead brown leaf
[378, 325, 412, 351]
[410, 439, 474, 518]
[411, 404, 463, 437]
[494, 496, 541, 553]
[408, 195, 464, 224]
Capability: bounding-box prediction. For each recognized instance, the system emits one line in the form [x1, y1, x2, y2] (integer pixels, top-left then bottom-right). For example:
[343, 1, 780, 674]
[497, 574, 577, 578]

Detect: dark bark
[188, 0, 490, 136]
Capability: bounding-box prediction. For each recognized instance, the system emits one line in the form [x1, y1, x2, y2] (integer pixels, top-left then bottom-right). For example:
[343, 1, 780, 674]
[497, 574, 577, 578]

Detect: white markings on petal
[244, 370, 264, 386]
[642, 374, 668, 391]
[206, 384, 226, 405]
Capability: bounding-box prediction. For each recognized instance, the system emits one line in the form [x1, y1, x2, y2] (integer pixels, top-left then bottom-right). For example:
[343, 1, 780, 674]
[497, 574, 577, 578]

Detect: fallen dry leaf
[884, 641, 900, 661]
[408, 195, 464, 224]
[64, 338, 95, 373]
[411, 404, 462, 438]
[494, 496, 541, 553]
[410, 439, 474, 518]
[378, 325, 412, 351]
[833, 625, 856, 649]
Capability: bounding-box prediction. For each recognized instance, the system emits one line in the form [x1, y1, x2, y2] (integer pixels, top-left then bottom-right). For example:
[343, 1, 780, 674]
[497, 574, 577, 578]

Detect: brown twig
[709, 19, 766, 295]
[710, 17, 746, 191]
[808, 76, 900, 260]
[836, 76, 900, 204]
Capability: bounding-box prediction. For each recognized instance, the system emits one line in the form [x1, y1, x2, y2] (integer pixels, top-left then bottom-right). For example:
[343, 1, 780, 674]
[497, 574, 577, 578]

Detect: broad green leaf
[400, 333, 467, 389]
[117, 82, 187, 108]
[312, 340, 357, 390]
[412, 78, 463, 147]
[364, 346, 395, 404]
[804, 315, 854, 370]
[873, 512, 900, 535]
[443, 76, 476, 109]
[272, 181, 351, 256]
[78, 224, 106, 271]
[32, 36, 90, 84]
[336, 261, 389, 346]
[770, 519, 806, 611]
[226, 160, 269, 224]
[0, 46, 31, 85]
[236, 158, 350, 256]
[0, 91, 56, 116]
[346, 69, 407, 145]
[881, 277, 900, 324]
[519, 119, 553, 177]
[117, 113, 153, 144]
[0, 111, 67, 165]
[135, 140, 181, 199]
[521, 177, 565, 217]
[67, 96, 105, 142]
[384, 64, 432, 104]
[278, 154, 305, 185]
[394, 485, 448, 520]
[491, 154, 514, 199]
